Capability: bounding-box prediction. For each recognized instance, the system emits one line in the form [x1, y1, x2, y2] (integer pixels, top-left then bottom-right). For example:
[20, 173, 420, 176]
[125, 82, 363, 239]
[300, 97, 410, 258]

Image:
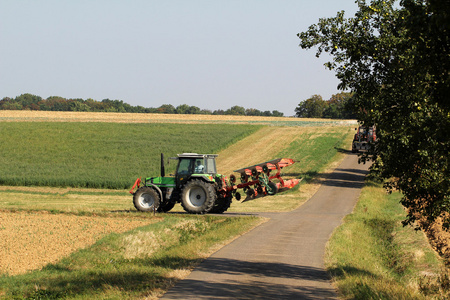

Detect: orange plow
[220, 158, 302, 201]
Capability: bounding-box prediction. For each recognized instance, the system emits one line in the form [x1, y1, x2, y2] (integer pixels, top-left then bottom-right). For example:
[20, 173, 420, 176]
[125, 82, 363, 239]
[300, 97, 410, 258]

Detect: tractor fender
[190, 174, 216, 183]
[144, 183, 164, 201]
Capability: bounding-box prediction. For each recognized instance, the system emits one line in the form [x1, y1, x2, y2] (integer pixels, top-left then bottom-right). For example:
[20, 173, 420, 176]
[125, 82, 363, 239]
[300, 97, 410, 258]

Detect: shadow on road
[197, 257, 331, 281]
[167, 278, 337, 299]
[334, 147, 353, 154]
[285, 166, 369, 190]
[320, 167, 369, 189]
[162, 257, 339, 299]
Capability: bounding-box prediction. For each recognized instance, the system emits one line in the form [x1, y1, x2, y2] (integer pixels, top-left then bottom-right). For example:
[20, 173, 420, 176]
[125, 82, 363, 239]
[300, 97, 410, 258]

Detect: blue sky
[1, 1, 358, 116]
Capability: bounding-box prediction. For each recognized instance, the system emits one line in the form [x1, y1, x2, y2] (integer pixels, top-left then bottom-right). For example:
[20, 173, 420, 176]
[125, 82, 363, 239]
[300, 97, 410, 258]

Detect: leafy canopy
[295, 92, 355, 119]
[298, 0, 449, 229]
[295, 95, 327, 118]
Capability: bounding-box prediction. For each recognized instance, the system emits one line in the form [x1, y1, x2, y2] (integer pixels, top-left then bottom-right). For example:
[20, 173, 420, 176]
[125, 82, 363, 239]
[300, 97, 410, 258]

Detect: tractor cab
[175, 153, 218, 187]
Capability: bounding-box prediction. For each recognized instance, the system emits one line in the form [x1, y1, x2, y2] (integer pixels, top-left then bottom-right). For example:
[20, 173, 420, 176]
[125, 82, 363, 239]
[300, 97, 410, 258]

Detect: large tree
[295, 94, 327, 118]
[225, 105, 246, 116]
[298, 0, 449, 229]
[323, 92, 355, 119]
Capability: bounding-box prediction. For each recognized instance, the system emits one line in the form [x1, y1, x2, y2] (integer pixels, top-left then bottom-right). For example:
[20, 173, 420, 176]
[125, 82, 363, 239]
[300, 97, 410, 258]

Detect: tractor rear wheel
[157, 200, 176, 213]
[181, 179, 216, 214]
[210, 195, 232, 214]
[133, 187, 160, 212]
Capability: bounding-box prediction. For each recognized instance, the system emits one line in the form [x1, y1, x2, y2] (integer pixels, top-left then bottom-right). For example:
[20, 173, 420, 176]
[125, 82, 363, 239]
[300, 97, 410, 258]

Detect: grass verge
[325, 180, 449, 299]
[0, 214, 263, 299]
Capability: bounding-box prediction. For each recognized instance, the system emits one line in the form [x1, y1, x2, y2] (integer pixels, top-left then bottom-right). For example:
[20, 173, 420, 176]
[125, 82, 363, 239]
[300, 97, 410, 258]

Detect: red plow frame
[220, 158, 302, 200]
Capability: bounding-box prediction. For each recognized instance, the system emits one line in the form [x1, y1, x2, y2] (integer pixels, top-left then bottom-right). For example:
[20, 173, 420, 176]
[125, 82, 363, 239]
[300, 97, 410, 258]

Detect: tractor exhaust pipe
[161, 153, 165, 177]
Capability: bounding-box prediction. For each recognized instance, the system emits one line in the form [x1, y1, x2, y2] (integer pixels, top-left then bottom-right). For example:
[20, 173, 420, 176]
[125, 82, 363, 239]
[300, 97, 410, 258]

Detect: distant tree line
[295, 92, 356, 119]
[0, 94, 284, 117]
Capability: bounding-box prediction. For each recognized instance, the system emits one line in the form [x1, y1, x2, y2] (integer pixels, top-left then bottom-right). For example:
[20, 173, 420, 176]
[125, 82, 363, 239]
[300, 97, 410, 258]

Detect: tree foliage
[295, 94, 327, 118]
[298, 0, 449, 229]
[0, 94, 284, 117]
[324, 92, 356, 119]
[295, 92, 355, 119]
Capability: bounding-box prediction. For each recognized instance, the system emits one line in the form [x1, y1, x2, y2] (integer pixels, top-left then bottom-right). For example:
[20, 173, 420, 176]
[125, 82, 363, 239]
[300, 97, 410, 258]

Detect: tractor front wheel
[133, 187, 160, 212]
[181, 179, 216, 214]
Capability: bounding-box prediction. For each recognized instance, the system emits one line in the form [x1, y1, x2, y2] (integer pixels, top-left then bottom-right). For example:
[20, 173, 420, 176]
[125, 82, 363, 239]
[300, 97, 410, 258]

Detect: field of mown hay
[0, 111, 355, 276]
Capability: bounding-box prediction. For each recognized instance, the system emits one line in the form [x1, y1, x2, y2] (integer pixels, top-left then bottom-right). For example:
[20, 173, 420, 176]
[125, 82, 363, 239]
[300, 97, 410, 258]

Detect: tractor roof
[177, 153, 218, 159]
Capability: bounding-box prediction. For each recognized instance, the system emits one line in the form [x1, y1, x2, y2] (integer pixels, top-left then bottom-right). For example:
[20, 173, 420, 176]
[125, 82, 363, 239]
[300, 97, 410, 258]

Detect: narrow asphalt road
[161, 153, 370, 299]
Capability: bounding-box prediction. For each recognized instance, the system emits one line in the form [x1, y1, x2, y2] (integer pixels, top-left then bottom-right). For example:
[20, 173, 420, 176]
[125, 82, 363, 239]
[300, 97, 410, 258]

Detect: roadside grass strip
[325, 181, 449, 299]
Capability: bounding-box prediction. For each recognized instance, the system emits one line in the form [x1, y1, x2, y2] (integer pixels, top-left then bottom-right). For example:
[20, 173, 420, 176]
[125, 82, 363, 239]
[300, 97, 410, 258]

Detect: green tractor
[130, 153, 232, 214]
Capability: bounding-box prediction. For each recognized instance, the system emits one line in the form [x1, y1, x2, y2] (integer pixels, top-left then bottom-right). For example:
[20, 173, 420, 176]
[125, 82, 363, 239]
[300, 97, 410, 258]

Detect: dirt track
[0, 211, 156, 275]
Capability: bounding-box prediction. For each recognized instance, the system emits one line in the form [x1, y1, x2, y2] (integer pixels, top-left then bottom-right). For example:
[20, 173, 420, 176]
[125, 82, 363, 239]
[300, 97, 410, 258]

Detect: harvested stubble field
[0, 111, 354, 280]
[0, 210, 158, 275]
[0, 110, 356, 126]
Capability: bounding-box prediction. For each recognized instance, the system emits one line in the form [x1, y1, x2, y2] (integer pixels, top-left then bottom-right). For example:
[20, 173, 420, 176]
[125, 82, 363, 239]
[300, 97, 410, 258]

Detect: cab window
[194, 159, 205, 173]
[177, 158, 193, 175]
[206, 157, 217, 174]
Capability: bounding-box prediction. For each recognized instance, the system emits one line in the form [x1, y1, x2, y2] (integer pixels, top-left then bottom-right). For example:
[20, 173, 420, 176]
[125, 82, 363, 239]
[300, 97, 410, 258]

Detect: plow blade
[224, 158, 302, 199]
[276, 178, 302, 190]
[233, 158, 295, 174]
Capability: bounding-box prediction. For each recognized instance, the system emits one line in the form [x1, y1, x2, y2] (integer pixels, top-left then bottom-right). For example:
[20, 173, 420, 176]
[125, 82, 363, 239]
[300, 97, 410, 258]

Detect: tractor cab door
[175, 155, 217, 188]
[176, 157, 194, 188]
[175, 157, 207, 187]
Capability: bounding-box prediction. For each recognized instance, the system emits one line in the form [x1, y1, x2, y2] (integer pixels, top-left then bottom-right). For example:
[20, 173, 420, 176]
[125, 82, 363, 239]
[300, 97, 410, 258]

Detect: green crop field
[0, 122, 261, 189]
